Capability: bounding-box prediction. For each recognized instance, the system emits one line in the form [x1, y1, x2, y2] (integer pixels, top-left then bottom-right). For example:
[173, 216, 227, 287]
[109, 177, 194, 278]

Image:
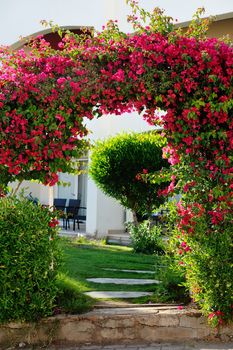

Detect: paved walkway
[85, 263, 159, 300]
[23, 342, 233, 349]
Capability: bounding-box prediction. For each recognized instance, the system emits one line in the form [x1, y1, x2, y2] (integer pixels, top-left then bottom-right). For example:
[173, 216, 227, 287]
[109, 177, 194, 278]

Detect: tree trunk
[132, 210, 138, 225]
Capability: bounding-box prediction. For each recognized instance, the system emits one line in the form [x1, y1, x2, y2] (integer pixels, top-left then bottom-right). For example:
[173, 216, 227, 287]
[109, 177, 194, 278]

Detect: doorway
[57, 160, 88, 209]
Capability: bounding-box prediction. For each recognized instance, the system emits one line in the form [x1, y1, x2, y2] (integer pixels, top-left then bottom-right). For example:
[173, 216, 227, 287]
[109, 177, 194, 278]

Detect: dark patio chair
[76, 206, 86, 226]
[53, 198, 67, 211]
[65, 199, 81, 231]
[53, 198, 67, 227]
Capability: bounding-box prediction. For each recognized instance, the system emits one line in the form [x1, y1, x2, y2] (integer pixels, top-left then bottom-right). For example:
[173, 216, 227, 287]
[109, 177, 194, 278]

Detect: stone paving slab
[87, 306, 178, 315]
[102, 268, 155, 274]
[86, 278, 160, 285]
[95, 302, 180, 309]
[85, 291, 153, 299]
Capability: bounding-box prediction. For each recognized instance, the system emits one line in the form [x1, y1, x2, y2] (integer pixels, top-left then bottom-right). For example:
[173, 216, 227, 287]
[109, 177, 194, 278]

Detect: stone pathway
[85, 268, 159, 300]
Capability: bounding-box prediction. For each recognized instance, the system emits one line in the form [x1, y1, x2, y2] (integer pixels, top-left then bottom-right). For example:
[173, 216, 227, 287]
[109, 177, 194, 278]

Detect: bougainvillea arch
[0, 5, 232, 324]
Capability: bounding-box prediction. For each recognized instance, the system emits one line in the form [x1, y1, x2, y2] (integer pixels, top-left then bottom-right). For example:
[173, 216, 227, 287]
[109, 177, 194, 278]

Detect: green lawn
[58, 237, 162, 290]
[55, 238, 188, 314]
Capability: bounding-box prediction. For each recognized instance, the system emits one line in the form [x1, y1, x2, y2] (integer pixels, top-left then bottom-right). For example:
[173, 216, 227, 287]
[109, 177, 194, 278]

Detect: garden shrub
[89, 132, 169, 221]
[0, 196, 61, 322]
[153, 257, 190, 304]
[127, 220, 165, 255]
[170, 206, 233, 326]
[166, 200, 233, 325]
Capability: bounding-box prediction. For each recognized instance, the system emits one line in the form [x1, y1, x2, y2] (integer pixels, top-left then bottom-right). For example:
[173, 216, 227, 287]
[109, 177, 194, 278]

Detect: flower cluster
[0, 46, 89, 186]
[208, 310, 225, 326]
[49, 218, 59, 228]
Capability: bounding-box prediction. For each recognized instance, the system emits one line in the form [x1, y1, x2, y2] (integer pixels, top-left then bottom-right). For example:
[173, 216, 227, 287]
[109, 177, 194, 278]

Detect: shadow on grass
[55, 275, 95, 315]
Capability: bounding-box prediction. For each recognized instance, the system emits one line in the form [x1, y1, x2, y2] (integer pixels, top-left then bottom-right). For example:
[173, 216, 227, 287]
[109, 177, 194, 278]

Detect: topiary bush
[0, 196, 61, 323]
[89, 132, 170, 221]
[127, 220, 165, 255]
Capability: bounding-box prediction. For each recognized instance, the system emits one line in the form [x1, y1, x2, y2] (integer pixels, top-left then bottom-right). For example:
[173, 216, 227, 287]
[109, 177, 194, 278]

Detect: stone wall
[0, 308, 232, 348]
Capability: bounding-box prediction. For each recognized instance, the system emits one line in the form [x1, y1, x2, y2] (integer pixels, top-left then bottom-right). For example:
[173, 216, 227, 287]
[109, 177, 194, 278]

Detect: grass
[55, 237, 189, 314]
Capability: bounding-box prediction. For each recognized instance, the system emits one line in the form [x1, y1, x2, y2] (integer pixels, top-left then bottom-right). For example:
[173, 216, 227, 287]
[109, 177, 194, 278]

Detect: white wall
[85, 111, 155, 142]
[86, 178, 98, 236]
[9, 181, 53, 206]
[96, 190, 125, 237]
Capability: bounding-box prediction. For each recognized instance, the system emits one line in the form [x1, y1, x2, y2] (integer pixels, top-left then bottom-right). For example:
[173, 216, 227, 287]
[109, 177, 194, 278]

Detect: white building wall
[9, 181, 53, 206]
[85, 178, 98, 236]
[96, 190, 125, 237]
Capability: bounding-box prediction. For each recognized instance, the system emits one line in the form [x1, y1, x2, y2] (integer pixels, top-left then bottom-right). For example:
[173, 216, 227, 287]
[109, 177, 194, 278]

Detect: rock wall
[0, 309, 232, 348]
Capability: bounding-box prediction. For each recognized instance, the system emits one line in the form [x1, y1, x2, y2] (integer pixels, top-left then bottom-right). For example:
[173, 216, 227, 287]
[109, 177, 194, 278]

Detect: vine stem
[12, 180, 23, 196]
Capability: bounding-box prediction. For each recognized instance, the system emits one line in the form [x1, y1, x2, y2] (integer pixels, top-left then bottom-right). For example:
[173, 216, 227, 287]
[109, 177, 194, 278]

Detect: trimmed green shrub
[0, 196, 61, 322]
[127, 220, 165, 255]
[153, 257, 190, 304]
[89, 132, 169, 221]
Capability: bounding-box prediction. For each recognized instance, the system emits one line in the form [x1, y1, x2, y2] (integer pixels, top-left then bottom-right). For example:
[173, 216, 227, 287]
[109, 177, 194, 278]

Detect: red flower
[49, 218, 59, 228]
[112, 69, 125, 82]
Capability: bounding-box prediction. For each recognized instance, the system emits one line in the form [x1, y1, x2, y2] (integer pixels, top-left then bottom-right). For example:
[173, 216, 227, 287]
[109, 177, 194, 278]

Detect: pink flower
[136, 68, 145, 75]
[112, 69, 125, 82]
[57, 77, 66, 85]
[58, 42, 64, 49]
[55, 114, 65, 122]
[182, 136, 193, 146]
[184, 246, 191, 252]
